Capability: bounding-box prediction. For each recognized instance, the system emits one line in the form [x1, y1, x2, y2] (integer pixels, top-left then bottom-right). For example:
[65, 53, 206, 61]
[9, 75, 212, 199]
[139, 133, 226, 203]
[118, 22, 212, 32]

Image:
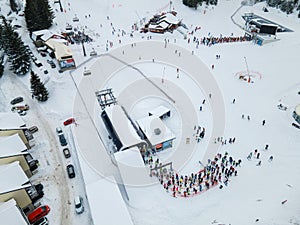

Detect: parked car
[18, 110, 27, 116]
[11, 104, 29, 112]
[56, 127, 63, 135]
[63, 118, 75, 126]
[34, 60, 43, 67]
[10, 96, 23, 105]
[74, 195, 84, 214]
[66, 164, 75, 178]
[59, 133, 67, 146]
[33, 217, 48, 225]
[40, 52, 47, 57]
[27, 205, 50, 224]
[29, 126, 39, 134]
[63, 148, 71, 158]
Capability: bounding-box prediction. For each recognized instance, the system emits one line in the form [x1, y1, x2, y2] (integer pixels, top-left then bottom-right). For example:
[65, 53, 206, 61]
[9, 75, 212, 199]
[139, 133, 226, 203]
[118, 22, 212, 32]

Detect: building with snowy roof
[101, 105, 147, 152]
[114, 147, 150, 187]
[0, 199, 30, 225]
[0, 162, 33, 210]
[136, 116, 175, 151]
[86, 176, 134, 225]
[0, 134, 39, 177]
[148, 105, 171, 119]
[0, 113, 31, 149]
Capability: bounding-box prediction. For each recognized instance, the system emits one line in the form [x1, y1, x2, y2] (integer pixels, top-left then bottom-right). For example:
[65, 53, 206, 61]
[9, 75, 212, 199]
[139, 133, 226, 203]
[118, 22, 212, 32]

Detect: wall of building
[0, 189, 32, 210]
[0, 156, 31, 177]
[0, 130, 30, 149]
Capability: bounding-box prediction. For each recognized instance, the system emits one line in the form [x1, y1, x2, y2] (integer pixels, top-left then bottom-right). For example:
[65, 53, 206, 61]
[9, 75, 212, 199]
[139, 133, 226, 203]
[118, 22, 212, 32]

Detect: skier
[247, 115, 250, 121]
[242, 114, 245, 119]
[257, 152, 260, 159]
[199, 106, 202, 111]
[265, 144, 269, 150]
[232, 98, 236, 104]
[262, 120, 266, 126]
[202, 99, 206, 104]
[256, 160, 261, 166]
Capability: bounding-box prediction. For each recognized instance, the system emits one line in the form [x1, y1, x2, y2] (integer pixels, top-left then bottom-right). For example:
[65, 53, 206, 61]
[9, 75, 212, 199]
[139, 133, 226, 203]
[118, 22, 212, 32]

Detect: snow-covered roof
[114, 147, 150, 185]
[136, 116, 175, 146]
[103, 105, 144, 149]
[86, 176, 134, 225]
[0, 161, 30, 194]
[45, 39, 72, 60]
[148, 105, 170, 118]
[159, 12, 181, 25]
[0, 199, 28, 225]
[295, 104, 300, 116]
[0, 113, 26, 129]
[0, 134, 28, 158]
[32, 29, 52, 41]
[149, 21, 170, 30]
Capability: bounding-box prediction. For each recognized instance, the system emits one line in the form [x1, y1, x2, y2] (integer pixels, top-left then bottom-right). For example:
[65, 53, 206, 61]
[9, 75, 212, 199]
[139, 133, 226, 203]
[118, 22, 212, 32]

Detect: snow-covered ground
[1, 0, 300, 224]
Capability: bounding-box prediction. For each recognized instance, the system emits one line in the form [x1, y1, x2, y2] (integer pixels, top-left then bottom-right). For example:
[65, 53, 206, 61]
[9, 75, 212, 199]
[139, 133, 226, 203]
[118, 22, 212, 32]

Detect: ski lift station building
[101, 105, 147, 152]
[136, 115, 175, 152]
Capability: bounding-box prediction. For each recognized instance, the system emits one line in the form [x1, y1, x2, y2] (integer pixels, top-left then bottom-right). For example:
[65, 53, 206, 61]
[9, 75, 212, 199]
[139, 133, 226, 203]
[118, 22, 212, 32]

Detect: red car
[63, 118, 75, 126]
[27, 205, 50, 224]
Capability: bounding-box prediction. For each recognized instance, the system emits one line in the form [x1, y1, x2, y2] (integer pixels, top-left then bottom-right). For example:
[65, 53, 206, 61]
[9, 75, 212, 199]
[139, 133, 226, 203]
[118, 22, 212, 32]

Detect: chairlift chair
[73, 17, 79, 22]
[83, 70, 91, 76]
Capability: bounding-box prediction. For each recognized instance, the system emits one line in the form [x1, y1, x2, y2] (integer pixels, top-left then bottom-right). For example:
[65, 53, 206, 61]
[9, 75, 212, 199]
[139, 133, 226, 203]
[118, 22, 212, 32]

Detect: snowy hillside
[0, 0, 300, 225]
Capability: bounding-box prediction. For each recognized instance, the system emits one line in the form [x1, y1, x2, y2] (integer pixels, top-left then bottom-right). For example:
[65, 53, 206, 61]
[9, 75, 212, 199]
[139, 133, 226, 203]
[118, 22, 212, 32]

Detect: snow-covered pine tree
[0, 16, 31, 75]
[30, 70, 49, 102]
[25, 0, 55, 32]
[9, 0, 19, 13]
[30, 70, 41, 96]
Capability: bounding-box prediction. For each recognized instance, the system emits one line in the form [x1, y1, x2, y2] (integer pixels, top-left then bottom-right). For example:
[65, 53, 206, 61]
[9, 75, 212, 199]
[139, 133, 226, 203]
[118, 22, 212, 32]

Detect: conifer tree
[30, 70, 49, 102]
[25, 0, 55, 32]
[0, 16, 31, 75]
[9, 0, 19, 13]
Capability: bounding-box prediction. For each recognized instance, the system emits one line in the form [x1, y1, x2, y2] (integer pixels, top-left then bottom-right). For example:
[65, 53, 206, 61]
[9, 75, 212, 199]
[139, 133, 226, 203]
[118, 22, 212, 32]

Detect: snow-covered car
[11, 104, 29, 112]
[34, 60, 43, 67]
[66, 164, 75, 178]
[56, 127, 63, 135]
[10, 96, 23, 105]
[29, 126, 39, 134]
[18, 110, 27, 116]
[63, 148, 71, 158]
[74, 195, 84, 214]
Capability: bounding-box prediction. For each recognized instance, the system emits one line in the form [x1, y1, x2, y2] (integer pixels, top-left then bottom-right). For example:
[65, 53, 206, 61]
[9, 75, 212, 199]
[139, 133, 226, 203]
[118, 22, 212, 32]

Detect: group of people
[152, 152, 241, 198]
[200, 35, 251, 46]
[194, 125, 206, 143]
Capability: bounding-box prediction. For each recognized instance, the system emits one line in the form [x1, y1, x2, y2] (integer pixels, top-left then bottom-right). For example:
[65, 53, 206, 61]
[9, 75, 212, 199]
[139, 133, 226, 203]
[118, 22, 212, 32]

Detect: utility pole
[58, 0, 63, 12]
[81, 40, 86, 57]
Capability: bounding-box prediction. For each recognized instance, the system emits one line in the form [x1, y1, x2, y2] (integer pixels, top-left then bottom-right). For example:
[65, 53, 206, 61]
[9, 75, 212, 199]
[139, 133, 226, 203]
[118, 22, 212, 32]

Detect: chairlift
[90, 50, 97, 56]
[83, 69, 91, 76]
[73, 16, 79, 22]
[66, 24, 73, 30]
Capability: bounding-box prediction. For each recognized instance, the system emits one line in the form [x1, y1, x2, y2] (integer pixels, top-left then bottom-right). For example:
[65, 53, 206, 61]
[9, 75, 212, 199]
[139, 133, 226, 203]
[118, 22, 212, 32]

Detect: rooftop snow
[0, 199, 28, 225]
[86, 176, 134, 225]
[0, 134, 28, 158]
[0, 161, 29, 194]
[0, 113, 26, 129]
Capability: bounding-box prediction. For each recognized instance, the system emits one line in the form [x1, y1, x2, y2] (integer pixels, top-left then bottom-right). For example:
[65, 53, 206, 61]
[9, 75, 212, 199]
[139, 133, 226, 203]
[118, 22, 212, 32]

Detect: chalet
[0, 113, 31, 149]
[0, 134, 39, 177]
[0, 199, 30, 225]
[0, 162, 33, 212]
